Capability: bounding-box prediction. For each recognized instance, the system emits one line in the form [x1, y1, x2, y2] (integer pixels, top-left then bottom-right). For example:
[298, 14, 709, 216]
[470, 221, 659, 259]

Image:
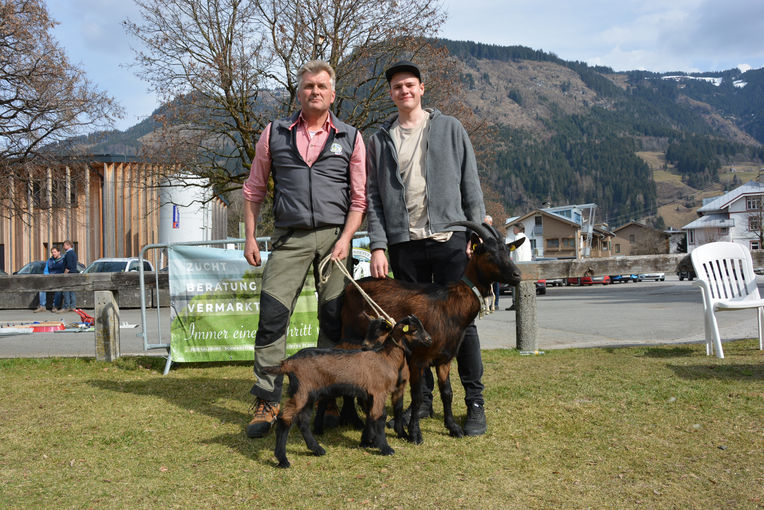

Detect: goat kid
[267, 315, 432, 468]
[341, 221, 525, 444]
[313, 316, 395, 435]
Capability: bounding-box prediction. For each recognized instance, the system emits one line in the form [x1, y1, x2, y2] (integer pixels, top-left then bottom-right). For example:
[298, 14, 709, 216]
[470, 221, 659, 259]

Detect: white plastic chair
[690, 242, 764, 358]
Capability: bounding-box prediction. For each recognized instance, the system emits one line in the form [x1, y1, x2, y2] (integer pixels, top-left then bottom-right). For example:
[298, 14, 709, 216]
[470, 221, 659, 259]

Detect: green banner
[168, 245, 319, 363]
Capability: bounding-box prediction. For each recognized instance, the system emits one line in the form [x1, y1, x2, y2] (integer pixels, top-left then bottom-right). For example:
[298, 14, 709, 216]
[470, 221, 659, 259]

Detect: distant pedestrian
[505, 224, 531, 311]
[61, 240, 79, 311]
[33, 250, 55, 312]
[484, 215, 500, 311]
[47, 247, 65, 312]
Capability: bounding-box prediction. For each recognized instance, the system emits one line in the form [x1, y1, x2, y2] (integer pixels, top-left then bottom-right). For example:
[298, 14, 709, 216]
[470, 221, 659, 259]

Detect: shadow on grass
[87, 364, 381, 466]
[667, 363, 763, 381]
[641, 347, 697, 358]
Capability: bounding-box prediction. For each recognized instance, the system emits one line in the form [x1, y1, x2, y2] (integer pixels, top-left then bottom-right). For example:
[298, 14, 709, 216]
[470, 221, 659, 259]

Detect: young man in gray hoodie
[365, 61, 487, 435]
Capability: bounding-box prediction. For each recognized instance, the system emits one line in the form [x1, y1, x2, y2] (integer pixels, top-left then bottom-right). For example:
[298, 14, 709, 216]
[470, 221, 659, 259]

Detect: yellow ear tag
[509, 245, 517, 251]
[403, 325, 409, 332]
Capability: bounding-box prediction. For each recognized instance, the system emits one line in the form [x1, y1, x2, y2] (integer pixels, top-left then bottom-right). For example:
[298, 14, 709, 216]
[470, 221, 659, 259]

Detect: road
[1, 276, 761, 358]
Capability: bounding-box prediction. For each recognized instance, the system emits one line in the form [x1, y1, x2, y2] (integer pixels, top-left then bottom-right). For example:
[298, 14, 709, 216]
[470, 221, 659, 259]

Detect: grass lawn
[1, 341, 762, 509]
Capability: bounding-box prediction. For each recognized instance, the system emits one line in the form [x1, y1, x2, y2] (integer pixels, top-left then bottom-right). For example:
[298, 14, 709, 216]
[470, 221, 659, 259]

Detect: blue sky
[48, 0, 764, 132]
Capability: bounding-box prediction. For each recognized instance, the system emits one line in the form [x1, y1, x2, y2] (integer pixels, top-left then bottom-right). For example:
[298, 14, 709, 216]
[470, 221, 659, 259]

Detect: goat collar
[460, 276, 487, 317]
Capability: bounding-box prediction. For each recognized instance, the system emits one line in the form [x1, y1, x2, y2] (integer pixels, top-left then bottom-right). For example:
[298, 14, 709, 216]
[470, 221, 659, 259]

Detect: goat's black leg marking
[296, 404, 325, 457]
[437, 363, 463, 437]
[407, 367, 425, 444]
[391, 390, 407, 438]
[340, 395, 365, 429]
[359, 397, 376, 447]
[374, 415, 394, 455]
[274, 418, 292, 468]
[313, 397, 327, 435]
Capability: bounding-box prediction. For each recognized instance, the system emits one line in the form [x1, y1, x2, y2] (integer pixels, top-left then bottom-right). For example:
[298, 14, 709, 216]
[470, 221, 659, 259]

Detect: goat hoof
[277, 460, 291, 469]
[380, 446, 395, 456]
[449, 428, 464, 438]
[407, 432, 423, 444]
[312, 446, 326, 457]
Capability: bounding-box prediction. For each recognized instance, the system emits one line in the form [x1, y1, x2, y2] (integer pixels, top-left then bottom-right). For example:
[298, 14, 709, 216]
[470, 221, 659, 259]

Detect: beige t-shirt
[390, 116, 451, 242]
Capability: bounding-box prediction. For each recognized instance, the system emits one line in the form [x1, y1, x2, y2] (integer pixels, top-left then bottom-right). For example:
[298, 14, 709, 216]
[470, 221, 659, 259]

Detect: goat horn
[445, 221, 496, 242]
[483, 222, 502, 241]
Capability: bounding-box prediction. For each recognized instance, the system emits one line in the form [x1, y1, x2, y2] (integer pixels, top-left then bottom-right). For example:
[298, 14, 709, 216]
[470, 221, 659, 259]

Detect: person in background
[505, 223, 532, 311]
[33, 249, 57, 312]
[60, 240, 79, 312]
[47, 247, 65, 313]
[484, 215, 500, 312]
[242, 60, 367, 439]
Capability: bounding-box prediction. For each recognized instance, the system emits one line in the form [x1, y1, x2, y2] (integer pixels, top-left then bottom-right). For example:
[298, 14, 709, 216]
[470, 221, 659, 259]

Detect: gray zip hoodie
[365, 108, 485, 251]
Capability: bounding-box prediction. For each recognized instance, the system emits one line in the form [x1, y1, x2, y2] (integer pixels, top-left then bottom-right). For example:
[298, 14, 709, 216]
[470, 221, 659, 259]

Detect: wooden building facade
[0, 155, 228, 273]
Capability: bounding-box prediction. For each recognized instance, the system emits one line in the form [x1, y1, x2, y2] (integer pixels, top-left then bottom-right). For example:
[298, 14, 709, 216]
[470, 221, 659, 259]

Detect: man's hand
[370, 249, 389, 279]
[331, 237, 350, 261]
[244, 237, 262, 267]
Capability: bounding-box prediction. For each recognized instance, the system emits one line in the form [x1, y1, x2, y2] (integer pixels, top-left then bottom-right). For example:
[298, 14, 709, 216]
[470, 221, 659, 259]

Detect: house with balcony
[682, 180, 764, 253]
[505, 203, 613, 259]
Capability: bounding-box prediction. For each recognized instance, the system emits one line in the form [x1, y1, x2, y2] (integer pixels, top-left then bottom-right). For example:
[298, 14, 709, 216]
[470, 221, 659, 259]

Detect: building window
[749, 216, 762, 232]
[615, 243, 621, 253]
[562, 238, 575, 248]
[752, 240, 761, 250]
[628, 234, 635, 243]
[746, 196, 762, 210]
[535, 216, 542, 226]
[547, 238, 559, 249]
[688, 230, 695, 244]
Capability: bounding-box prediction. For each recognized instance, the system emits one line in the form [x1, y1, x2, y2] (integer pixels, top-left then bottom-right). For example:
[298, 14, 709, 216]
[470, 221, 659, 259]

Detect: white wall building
[682, 180, 764, 252]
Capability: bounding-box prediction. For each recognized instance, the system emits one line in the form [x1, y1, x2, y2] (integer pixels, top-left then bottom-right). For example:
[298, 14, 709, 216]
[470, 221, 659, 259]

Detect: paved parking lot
[1, 277, 761, 358]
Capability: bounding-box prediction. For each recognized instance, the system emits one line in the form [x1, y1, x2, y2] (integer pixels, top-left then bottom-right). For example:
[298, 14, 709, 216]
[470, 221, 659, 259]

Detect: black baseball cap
[385, 61, 421, 83]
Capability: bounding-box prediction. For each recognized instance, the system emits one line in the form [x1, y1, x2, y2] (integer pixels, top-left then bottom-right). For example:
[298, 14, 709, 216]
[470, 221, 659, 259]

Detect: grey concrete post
[515, 281, 537, 351]
[95, 290, 120, 361]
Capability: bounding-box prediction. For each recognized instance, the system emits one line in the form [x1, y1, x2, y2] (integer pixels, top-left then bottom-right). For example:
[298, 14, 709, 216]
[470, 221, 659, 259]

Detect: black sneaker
[246, 398, 280, 438]
[463, 402, 486, 436]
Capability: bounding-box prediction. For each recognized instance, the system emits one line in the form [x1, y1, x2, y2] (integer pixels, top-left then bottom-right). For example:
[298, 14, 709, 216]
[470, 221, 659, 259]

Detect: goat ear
[507, 236, 526, 251]
[469, 232, 484, 253]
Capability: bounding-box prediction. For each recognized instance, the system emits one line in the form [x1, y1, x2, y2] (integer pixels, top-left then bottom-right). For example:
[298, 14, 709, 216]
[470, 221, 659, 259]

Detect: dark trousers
[387, 231, 485, 406]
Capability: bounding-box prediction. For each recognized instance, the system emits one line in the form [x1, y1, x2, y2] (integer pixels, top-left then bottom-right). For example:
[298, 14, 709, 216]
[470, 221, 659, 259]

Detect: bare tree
[0, 0, 123, 220]
[124, 0, 450, 198]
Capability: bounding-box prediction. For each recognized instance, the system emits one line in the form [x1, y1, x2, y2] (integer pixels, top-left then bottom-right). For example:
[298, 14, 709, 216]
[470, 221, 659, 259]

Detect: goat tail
[263, 365, 284, 375]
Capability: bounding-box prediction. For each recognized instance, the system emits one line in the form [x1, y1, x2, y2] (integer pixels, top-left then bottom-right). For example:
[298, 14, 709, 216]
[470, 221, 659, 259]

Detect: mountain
[71, 39, 764, 229]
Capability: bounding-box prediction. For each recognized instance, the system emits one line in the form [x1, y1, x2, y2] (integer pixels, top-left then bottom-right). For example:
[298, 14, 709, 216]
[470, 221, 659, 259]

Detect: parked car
[546, 278, 565, 287]
[639, 272, 665, 281]
[499, 280, 547, 295]
[610, 274, 641, 283]
[566, 277, 581, 286]
[14, 260, 87, 274]
[581, 275, 610, 285]
[83, 257, 154, 273]
[677, 269, 696, 281]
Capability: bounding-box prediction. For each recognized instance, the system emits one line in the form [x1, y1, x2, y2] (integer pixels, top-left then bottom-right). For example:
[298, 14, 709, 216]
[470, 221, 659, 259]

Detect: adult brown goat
[267, 315, 432, 468]
[341, 221, 525, 444]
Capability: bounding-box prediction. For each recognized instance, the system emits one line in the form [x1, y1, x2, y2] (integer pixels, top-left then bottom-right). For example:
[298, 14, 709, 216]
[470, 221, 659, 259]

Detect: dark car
[677, 269, 696, 281]
[14, 260, 86, 274]
[500, 280, 547, 295]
